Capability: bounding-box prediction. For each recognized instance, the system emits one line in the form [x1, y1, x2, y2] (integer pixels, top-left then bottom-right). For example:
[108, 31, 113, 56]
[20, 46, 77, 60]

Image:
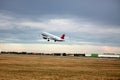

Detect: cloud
[1, 0, 120, 25]
[0, 1, 120, 53]
[0, 12, 120, 47]
[1, 12, 119, 34]
[1, 43, 120, 54]
[19, 18, 78, 32]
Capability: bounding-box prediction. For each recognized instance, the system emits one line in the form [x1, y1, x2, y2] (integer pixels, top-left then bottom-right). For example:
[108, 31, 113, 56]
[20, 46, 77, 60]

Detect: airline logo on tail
[41, 32, 65, 42]
[61, 34, 65, 39]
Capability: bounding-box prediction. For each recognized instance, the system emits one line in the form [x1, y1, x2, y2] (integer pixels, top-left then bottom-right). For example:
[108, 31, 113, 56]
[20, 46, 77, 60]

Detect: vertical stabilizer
[61, 34, 65, 39]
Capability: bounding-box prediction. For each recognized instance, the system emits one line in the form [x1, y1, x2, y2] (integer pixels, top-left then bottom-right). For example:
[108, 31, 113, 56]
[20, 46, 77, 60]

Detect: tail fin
[61, 34, 65, 39]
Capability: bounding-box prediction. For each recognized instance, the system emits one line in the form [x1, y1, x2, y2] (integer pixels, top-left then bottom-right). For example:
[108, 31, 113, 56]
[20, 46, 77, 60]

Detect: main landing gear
[47, 39, 50, 41]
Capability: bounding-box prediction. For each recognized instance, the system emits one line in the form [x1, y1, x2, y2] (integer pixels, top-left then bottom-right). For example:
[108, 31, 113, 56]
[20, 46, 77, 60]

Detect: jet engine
[43, 36, 47, 39]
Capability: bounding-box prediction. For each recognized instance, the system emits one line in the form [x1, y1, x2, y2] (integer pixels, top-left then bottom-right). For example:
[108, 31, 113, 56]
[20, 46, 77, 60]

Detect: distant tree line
[0, 51, 86, 57]
[1, 51, 33, 55]
[0, 51, 65, 55]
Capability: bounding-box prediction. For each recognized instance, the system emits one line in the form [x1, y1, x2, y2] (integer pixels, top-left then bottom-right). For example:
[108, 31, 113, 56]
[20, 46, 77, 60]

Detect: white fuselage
[41, 32, 65, 42]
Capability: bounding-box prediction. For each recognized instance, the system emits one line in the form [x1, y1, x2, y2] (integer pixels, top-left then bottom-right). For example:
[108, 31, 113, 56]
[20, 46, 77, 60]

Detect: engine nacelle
[43, 36, 47, 39]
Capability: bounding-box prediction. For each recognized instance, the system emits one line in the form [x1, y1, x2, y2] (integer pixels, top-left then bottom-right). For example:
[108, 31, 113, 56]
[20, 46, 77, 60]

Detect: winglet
[61, 34, 65, 39]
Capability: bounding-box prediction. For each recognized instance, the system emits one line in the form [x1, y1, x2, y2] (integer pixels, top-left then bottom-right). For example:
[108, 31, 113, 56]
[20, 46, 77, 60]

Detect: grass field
[0, 54, 120, 80]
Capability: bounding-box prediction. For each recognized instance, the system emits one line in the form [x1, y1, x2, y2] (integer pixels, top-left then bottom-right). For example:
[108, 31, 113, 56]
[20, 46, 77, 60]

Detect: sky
[0, 0, 120, 54]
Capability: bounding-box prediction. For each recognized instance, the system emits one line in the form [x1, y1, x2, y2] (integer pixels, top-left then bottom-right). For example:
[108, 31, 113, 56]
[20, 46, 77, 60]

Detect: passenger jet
[41, 32, 65, 42]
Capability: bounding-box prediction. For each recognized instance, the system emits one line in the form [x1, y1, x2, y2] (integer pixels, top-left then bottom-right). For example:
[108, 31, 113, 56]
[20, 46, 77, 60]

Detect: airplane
[41, 32, 65, 42]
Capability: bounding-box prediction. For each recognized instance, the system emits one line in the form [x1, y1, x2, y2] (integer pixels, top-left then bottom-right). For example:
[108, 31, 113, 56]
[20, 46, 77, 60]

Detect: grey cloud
[0, 12, 120, 47]
[0, 0, 120, 26]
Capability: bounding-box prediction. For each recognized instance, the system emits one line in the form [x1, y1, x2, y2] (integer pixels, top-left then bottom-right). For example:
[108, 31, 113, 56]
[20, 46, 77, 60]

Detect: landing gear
[47, 39, 50, 41]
